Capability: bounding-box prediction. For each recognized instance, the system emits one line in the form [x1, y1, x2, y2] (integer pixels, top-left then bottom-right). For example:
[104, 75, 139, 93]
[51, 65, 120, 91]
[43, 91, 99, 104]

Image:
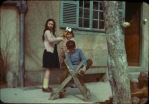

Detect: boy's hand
[82, 66, 86, 71]
[77, 67, 86, 76]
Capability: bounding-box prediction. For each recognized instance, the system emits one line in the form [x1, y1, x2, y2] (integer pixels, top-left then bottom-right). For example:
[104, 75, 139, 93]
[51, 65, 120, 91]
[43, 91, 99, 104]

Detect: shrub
[0, 48, 8, 84]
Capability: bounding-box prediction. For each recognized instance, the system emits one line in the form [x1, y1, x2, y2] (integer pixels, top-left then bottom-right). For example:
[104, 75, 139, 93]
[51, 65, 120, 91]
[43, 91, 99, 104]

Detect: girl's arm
[45, 30, 63, 42]
[56, 41, 61, 44]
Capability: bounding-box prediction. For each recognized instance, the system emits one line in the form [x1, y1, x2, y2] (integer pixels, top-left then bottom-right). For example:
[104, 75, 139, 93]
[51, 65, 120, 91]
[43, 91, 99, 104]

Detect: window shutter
[60, 1, 79, 28]
[118, 1, 125, 25]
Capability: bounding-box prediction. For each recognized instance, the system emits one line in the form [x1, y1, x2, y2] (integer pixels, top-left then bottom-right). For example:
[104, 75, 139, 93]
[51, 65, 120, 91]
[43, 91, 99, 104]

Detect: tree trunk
[102, 1, 131, 104]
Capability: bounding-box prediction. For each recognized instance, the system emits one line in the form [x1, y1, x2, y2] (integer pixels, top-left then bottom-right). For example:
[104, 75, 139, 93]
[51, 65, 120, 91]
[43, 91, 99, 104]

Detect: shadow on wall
[0, 48, 8, 85]
[0, 48, 19, 88]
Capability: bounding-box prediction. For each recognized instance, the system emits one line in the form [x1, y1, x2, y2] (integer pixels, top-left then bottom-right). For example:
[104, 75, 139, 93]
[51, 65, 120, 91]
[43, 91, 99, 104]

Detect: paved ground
[0, 81, 112, 103]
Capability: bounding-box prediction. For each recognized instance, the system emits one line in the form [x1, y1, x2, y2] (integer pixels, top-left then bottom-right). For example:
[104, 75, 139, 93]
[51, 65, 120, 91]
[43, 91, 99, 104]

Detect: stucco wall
[142, 2, 149, 71]
[25, 1, 108, 71]
[74, 34, 107, 66]
[148, 3, 149, 68]
[1, 6, 20, 73]
[0, 1, 108, 86]
[0, 1, 108, 72]
[25, 1, 62, 71]
[148, 8, 149, 69]
[1, 1, 148, 86]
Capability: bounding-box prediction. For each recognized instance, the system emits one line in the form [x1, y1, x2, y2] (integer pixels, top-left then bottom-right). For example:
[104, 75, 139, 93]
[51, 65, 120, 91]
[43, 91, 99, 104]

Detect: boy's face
[68, 48, 76, 54]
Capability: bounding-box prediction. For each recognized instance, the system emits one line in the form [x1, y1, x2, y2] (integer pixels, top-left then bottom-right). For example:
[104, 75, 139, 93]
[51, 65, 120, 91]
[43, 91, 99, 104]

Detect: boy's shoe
[42, 87, 53, 93]
[59, 91, 66, 98]
[80, 70, 85, 76]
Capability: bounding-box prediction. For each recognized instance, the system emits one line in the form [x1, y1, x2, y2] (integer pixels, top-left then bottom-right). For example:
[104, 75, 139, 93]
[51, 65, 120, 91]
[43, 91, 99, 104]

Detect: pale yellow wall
[0, 1, 107, 73]
[142, 2, 149, 71]
[1, 1, 149, 87]
[74, 34, 107, 66]
[147, 3, 149, 69]
[25, 1, 108, 71]
[25, 1, 62, 71]
[1, 6, 20, 73]
[1, 1, 148, 73]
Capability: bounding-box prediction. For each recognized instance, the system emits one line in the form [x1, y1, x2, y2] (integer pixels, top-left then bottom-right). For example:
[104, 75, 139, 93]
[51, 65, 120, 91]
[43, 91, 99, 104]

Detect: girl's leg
[42, 68, 53, 92]
[44, 68, 51, 79]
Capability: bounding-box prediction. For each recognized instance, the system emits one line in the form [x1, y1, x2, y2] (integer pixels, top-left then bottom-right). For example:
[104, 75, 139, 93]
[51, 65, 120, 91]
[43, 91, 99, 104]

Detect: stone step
[128, 72, 140, 82]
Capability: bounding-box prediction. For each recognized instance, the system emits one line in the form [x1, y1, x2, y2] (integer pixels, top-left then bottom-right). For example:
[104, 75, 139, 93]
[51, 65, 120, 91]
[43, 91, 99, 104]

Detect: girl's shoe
[42, 87, 53, 93]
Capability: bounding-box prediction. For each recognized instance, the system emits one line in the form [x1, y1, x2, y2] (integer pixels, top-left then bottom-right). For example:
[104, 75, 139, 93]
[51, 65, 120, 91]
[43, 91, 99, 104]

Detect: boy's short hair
[66, 40, 76, 49]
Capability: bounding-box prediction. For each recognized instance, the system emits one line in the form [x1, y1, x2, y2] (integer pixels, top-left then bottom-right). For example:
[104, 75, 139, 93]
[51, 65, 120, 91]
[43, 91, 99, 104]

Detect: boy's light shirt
[66, 48, 87, 70]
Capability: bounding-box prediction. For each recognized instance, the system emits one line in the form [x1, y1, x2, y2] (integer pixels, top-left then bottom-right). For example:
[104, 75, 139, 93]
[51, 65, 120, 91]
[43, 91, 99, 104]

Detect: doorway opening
[125, 2, 142, 66]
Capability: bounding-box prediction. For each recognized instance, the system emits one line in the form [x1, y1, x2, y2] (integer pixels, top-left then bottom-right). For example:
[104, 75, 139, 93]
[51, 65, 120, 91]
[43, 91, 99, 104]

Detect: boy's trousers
[59, 59, 93, 88]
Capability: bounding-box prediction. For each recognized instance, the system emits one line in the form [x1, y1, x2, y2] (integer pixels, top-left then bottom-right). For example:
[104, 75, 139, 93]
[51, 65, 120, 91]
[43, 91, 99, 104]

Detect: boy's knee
[86, 59, 93, 70]
[87, 59, 93, 65]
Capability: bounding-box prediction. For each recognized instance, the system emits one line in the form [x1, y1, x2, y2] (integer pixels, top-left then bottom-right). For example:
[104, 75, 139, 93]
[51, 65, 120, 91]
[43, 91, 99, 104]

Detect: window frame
[78, 1, 105, 32]
[60, 1, 125, 32]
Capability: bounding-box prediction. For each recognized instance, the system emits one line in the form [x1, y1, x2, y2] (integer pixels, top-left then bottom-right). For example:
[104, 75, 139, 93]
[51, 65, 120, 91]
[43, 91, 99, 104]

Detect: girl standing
[42, 19, 63, 92]
[60, 28, 77, 66]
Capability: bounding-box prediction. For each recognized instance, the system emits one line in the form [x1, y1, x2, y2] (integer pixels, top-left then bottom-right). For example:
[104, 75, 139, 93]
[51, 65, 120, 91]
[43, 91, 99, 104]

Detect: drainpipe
[2, 0, 27, 87]
[17, 0, 27, 87]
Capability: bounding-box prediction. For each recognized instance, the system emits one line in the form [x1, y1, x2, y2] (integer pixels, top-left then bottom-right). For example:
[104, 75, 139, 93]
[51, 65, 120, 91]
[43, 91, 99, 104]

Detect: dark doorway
[125, 2, 142, 66]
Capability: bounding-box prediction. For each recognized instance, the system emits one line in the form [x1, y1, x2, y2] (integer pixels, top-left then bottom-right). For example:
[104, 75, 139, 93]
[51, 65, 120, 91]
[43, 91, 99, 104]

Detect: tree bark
[102, 1, 131, 104]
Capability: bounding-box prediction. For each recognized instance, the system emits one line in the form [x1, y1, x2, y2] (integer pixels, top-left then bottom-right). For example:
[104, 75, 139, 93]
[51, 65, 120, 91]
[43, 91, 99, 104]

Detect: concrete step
[128, 72, 140, 82]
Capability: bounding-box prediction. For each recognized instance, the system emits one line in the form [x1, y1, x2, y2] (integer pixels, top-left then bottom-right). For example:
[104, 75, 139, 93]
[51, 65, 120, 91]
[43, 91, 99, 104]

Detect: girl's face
[47, 21, 54, 31]
[66, 33, 73, 40]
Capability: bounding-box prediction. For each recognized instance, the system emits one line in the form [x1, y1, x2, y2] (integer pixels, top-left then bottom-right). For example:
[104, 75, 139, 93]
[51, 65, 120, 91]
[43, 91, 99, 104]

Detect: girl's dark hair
[66, 40, 76, 49]
[42, 19, 56, 42]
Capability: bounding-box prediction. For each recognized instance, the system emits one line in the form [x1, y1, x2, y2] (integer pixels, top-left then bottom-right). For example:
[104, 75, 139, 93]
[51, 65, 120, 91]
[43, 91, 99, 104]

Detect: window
[60, 1, 125, 32]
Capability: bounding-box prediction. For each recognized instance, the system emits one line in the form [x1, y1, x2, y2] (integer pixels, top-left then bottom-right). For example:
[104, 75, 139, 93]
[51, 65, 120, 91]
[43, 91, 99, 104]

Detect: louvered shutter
[60, 1, 79, 28]
[118, 1, 125, 25]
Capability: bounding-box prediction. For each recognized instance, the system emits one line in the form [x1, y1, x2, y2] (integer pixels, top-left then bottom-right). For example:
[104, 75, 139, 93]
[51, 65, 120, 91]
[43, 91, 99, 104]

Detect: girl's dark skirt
[42, 45, 60, 69]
